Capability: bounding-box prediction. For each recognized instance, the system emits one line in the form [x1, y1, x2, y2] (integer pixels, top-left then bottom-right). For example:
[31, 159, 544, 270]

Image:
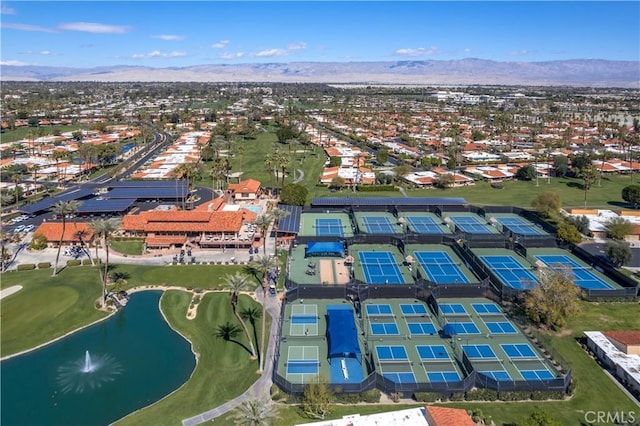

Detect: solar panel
[77, 198, 135, 213]
[107, 180, 188, 189]
[311, 197, 468, 207]
[18, 187, 95, 214]
[277, 205, 302, 234]
[105, 186, 188, 199]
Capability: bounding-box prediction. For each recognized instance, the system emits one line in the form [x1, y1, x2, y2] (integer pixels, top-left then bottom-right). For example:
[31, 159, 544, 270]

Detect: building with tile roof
[226, 179, 262, 201]
[33, 222, 95, 247]
[424, 406, 475, 426]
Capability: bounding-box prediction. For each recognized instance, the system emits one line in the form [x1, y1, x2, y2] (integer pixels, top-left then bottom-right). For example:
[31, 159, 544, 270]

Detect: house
[33, 222, 95, 247]
[424, 406, 475, 426]
[226, 178, 262, 201]
[122, 206, 257, 249]
[320, 166, 375, 186]
[295, 407, 430, 426]
[585, 331, 640, 393]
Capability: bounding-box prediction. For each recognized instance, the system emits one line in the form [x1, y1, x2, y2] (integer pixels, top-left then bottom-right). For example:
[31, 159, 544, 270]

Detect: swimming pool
[244, 205, 261, 214]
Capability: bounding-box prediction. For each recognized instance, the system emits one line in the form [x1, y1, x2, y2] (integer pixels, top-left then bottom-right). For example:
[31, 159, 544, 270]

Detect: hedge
[356, 184, 399, 192]
[66, 259, 82, 267]
[17, 264, 36, 271]
[37, 262, 51, 269]
[413, 392, 443, 403]
[414, 389, 567, 403]
[333, 389, 380, 404]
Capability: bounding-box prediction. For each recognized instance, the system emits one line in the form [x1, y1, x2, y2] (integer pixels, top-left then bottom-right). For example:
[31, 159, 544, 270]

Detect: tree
[553, 155, 569, 178]
[232, 398, 278, 426]
[223, 272, 258, 360]
[622, 185, 640, 208]
[300, 381, 334, 420]
[556, 221, 582, 245]
[51, 200, 80, 276]
[605, 240, 632, 267]
[522, 267, 582, 330]
[328, 156, 341, 167]
[578, 165, 599, 208]
[29, 232, 48, 251]
[393, 164, 410, 183]
[251, 255, 278, 373]
[280, 183, 308, 206]
[605, 217, 633, 241]
[569, 153, 591, 175]
[270, 208, 290, 254]
[89, 218, 121, 306]
[531, 192, 561, 218]
[436, 173, 455, 189]
[376, 148, 389, 164]
[255, 214, 272, 255]
[329, 176, 345, 190]
[276, 124, 298, 143]
[516, 164, 537, 181]
[521, 410, 562, 426]
[0, 229, 11, 271]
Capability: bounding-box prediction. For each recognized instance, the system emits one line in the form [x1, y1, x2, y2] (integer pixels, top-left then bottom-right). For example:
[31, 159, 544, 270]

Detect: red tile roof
[122, 208, 254, 233]
[425, 406, 474, 426]
[34, 222, 95, 243]
[604, 330, 640, 346]
[227, 179, 261, 194]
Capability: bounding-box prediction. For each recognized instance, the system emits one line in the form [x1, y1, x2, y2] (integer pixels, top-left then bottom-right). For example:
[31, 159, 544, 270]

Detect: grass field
[1, 124, 83, 144]
[109, 240, 144, 255]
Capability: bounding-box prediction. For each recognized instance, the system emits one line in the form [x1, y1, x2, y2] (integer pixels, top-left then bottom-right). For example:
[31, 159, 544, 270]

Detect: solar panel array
[108, 180, 189, 189]
[18, 187, 95, 214]
[77, 198, 135, 213]
[277, 205, 302, 234]
[106, 186, 188, 199]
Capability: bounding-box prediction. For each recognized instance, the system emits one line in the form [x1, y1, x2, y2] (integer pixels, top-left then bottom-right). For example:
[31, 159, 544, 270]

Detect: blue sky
[1, 1, 638, 68]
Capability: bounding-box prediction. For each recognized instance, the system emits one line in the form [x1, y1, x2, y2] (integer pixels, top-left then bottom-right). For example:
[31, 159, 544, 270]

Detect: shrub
[449, 392, 465, 401]
[82, 259, 96, 265]
[66, 259, 82, 266]
[413, 392, 442, 403]
[465, 388, 498, 401]
[355, 184, 399, 192]
[37, 262, 51, 269]
[17, 263, 36, 271]
[498, 391, 529, 401]
[334, 393, 361, 404]
[389, 392, 402, 402]
[361, 389, 381, 403]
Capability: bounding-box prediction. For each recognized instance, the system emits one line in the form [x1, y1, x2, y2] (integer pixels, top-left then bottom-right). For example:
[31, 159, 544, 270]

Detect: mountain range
[2, 59, 639, 88]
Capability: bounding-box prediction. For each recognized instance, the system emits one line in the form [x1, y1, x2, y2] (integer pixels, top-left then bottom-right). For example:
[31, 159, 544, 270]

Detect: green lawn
[109, 240, 144, 256]
[116, 291, 267, 425]
[1, 124, 82, 144]
[0, 268, 106, 357]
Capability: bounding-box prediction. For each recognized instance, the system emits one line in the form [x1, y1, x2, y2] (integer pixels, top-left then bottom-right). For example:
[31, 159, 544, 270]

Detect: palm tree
[90, 218, 121, 306]
[224, 272, 258, 360]
[237, 145, 245, 173]
[251, 255, 278, 373]
[270, 208, 290, 255]
[232, 398, 277, 426]
[51, 200, 80, 276]
[12, 173, 23, 208]
[0, 229, 11, 271]
[255, 214, 272, 255]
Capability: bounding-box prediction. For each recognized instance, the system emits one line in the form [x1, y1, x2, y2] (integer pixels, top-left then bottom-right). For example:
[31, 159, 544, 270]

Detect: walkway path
[182, 288, 282, 425]
[293, 169, 305, 184]
[398, 186, 408, 197]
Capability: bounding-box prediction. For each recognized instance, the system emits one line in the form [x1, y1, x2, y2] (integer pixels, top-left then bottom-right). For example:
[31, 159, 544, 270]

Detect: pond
[1, 291, 196, 426]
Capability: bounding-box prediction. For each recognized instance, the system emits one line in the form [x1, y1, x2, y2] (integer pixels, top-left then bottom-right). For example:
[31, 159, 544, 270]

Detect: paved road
[293, 169, 305, 184]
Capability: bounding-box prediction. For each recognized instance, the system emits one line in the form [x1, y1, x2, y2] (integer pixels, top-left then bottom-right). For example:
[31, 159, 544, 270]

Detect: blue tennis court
[480, 255, 539, 290]
[439, 303, 467, 315]
[406, 216, 445, 234]
[376, 345, 409, 361]
[519, 369, 555, 380]
[501, 344, 539, 359]
[407, 322, 437, 335]
[286, 360, 319, 374]
[462, 344, 498, 359]
[366, 304, 393, 315]
[371, 323, 400, 335]
[450, 215, 494, 234]
[362, 216, 397, 234]
[485, 321, 518, 334]
[291, 315, 317, 325]
[495, 216, 545, 235]
[383, 372, 417, 383]
[359, 251, 405, 284]
[400, 304, 428, 316]
[427, 371, 461, 382]
[414, 251, 469, 284]
[471, 303, 501, 315]
[534, 254, 614, 290]
[445, 322, 480, 334]
[417, 345, 451, 360]
[315, 218, 344, 237]
[376, 345, 416, 384]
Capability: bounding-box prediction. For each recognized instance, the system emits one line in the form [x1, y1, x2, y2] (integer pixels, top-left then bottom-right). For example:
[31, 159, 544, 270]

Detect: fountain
[82, 350, 96, 373]
[56, 350, 123, 394]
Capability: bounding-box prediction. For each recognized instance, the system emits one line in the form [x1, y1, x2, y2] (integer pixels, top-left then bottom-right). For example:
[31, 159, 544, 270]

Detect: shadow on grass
[213, 322, 253, 356]
[240, 307, 262, 361]
[566, 181, 585, 190]
[243, 264, 262, 287]
[608, 200, 638, 209]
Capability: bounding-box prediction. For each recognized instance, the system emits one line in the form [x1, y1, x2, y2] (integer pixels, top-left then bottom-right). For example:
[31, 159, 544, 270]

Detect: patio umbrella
[345, 255, 354, 264]
[405, 255, 414, 264]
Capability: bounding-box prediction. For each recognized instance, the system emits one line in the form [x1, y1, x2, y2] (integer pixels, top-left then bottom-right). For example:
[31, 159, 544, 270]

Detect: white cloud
[509, 49, 529, 57]
[1, 22, 56, 33]
[39, 50, 51, 55]
[211, 40, 229, 49]
[58, 22, 130, 34]
[220, 51, 245, 60]
[1, 60, 30, 66]
[153, 34, 185, 41]
[131, 50, 187, 59]
[1, 5, 16, 15]
[287, 42, 307, 51]
[255, 48, 287, 58]
[394, 46, 439, 57]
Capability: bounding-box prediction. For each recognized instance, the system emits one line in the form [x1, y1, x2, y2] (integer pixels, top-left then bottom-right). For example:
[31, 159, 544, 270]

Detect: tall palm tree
[233, 398, 278, 426]
[90, 218, 121, 306]
[51, 200, 80, 276]
[12, 173, 23, 208]
[255, 214, 272, 255]
[270, 208, 290, 255]
[251, 255, 278, 373]
[237, 145, 245, 173]
[224, 272, 258, 360]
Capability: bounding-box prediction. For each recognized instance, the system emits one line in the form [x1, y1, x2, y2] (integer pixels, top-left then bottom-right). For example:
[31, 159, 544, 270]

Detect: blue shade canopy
[18, 188, 95, 214]
[326, 306, 361, 360]
[305, 241, 344, 257]
[76, 198, 135, 213]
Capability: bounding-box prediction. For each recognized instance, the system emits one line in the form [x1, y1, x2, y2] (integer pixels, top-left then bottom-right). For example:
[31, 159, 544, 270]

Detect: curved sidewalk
[182, 288, 282, 426]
